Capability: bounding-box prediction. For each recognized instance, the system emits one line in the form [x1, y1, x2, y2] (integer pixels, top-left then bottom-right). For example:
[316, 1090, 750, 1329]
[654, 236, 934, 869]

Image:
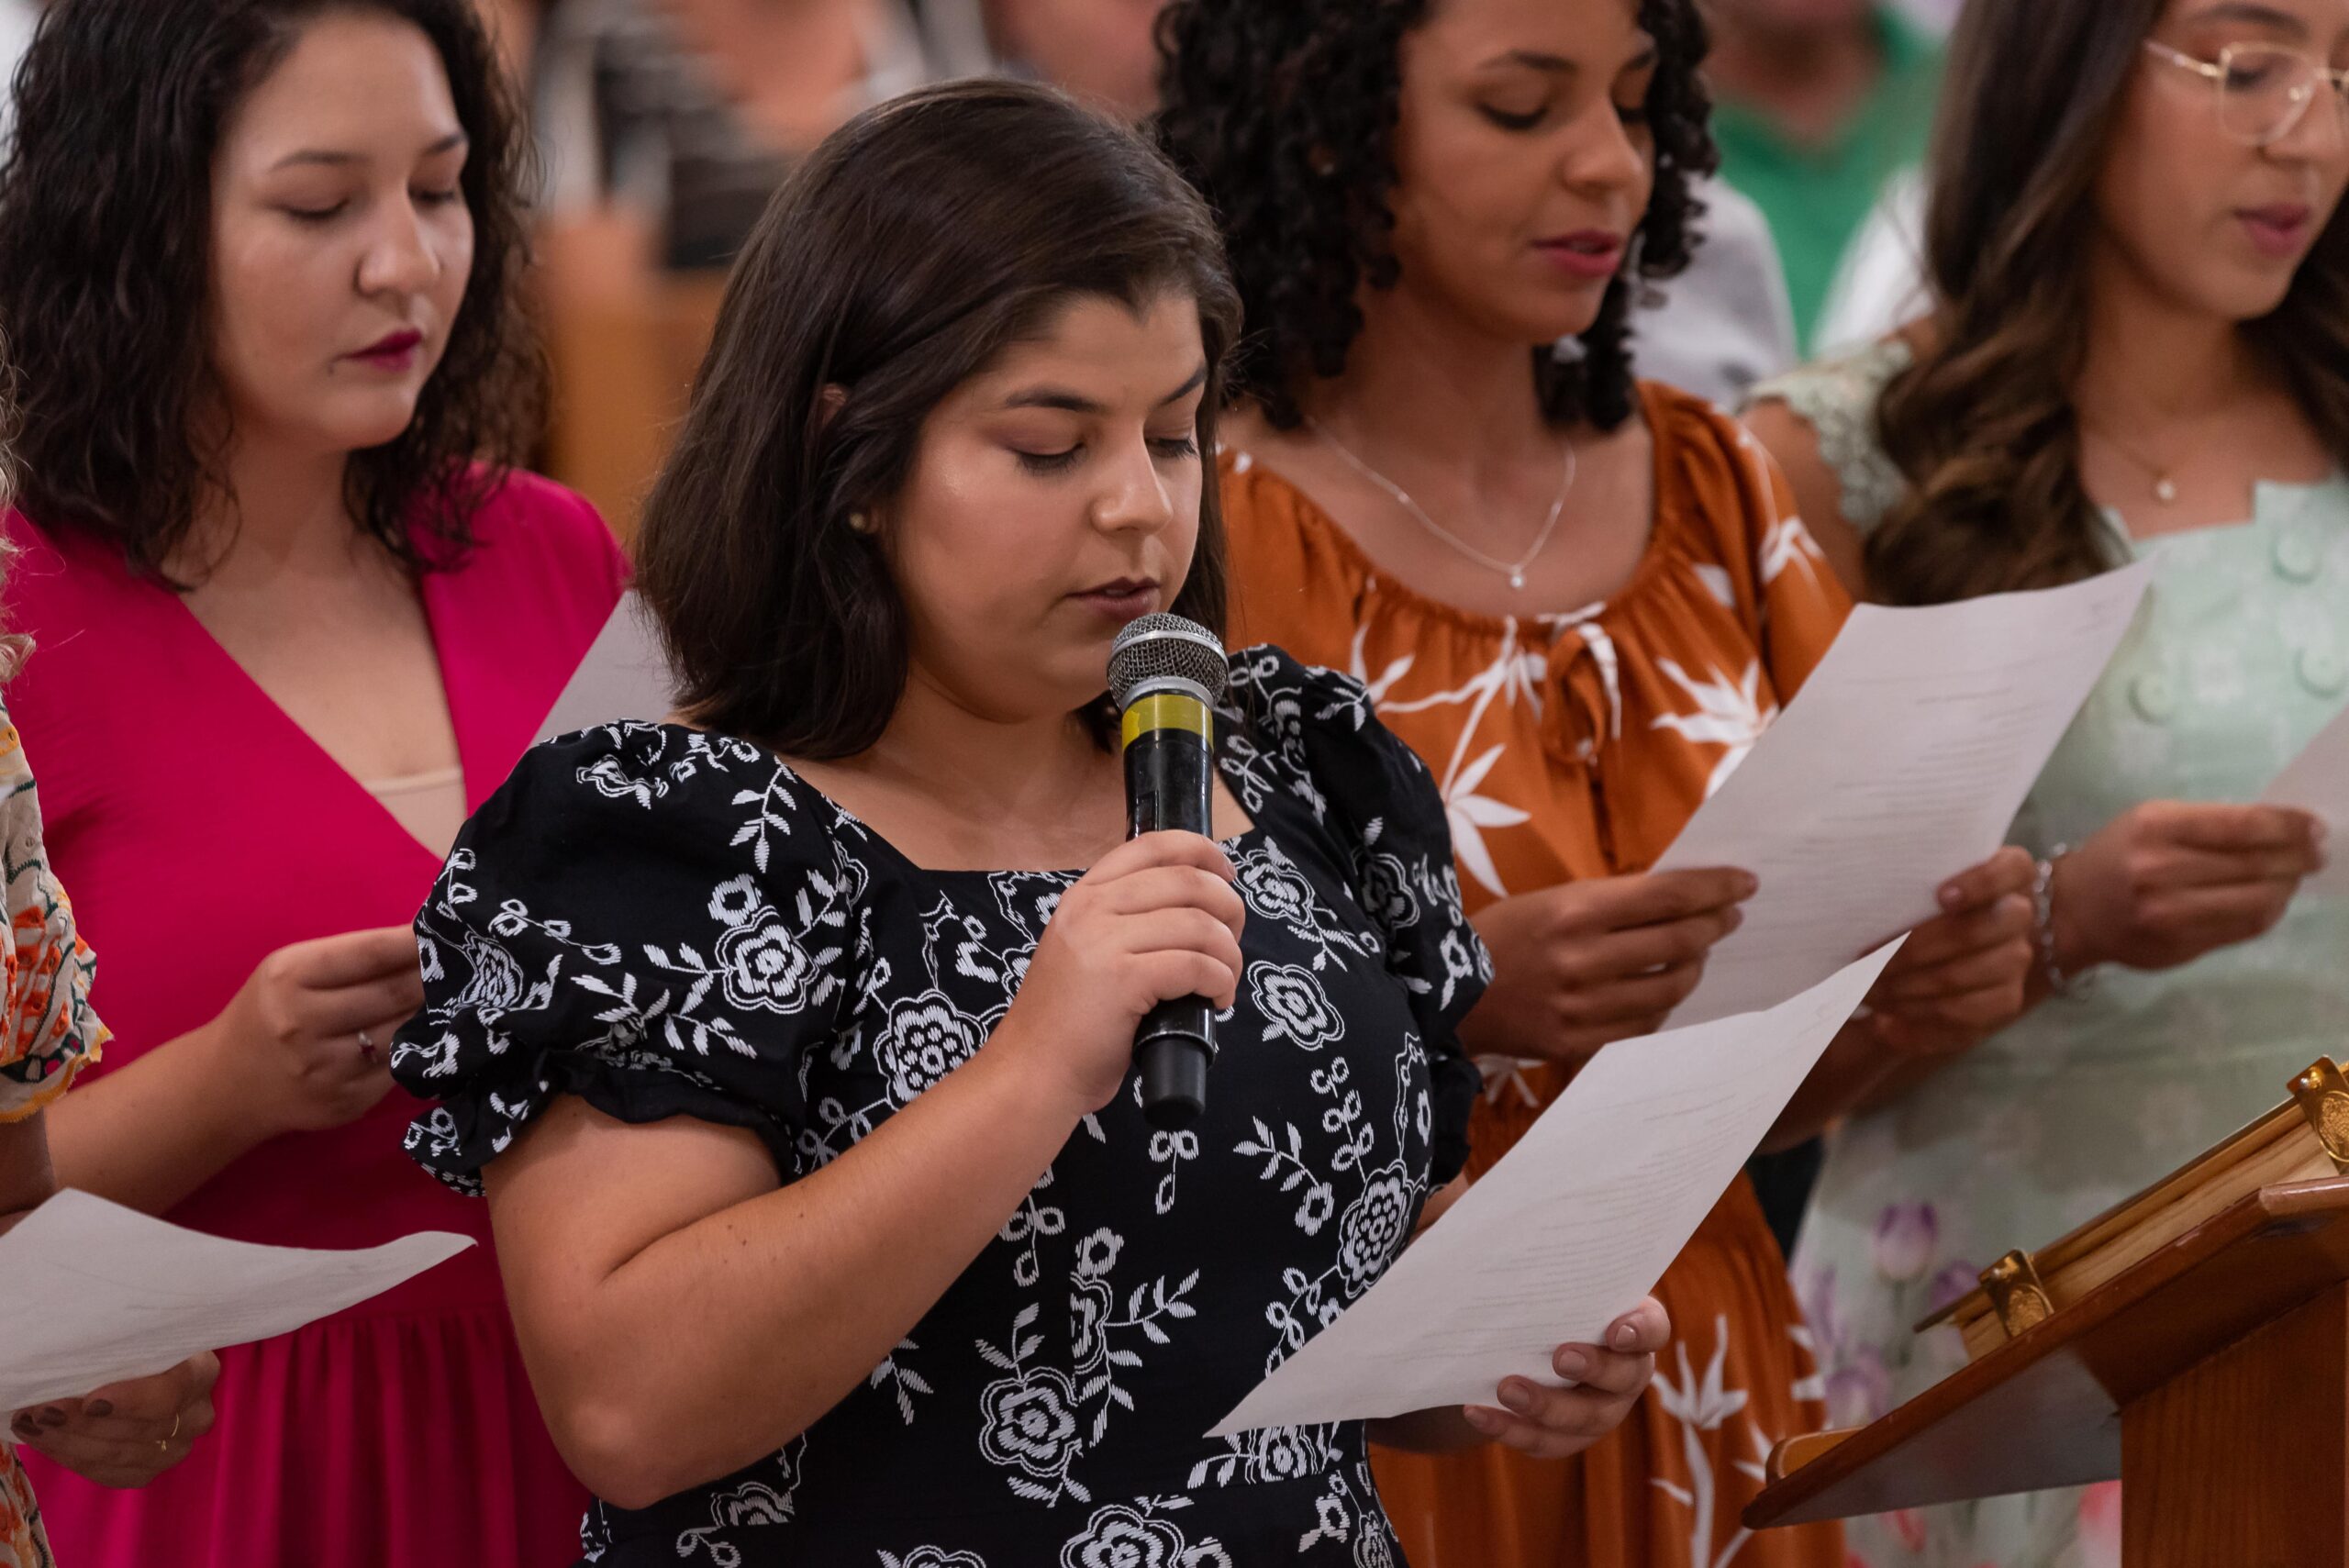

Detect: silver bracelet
[2031, 846, 2094, 997]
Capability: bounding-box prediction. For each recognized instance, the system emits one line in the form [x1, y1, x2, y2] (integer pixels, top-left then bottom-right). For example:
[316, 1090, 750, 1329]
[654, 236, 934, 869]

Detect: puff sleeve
[393, 723, 863, 1193]
[1225, 649, 1493, 1183]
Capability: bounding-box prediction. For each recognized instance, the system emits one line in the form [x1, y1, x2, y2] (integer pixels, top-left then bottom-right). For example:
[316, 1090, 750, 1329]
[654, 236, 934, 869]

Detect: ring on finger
[357, 1029, 377, 1066]
[156, 1411, 180, 1456]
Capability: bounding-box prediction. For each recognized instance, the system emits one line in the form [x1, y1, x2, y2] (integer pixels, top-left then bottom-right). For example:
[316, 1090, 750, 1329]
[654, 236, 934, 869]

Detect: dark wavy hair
[1870, 0, 2349, 603]
[1153, 0, 1714, 433]
[635, 82, 1242, 761]
[0, 0, 545, 581]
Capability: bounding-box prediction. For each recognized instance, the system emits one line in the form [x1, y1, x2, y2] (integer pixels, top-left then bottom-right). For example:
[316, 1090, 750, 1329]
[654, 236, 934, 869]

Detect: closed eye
[1480, 104, 1548, 132]
[1015, 447, 1084, 476]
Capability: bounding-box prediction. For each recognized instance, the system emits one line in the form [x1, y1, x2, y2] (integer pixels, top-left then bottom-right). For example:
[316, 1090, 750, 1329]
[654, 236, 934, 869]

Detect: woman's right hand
[207, 925, 425, 1137]
[2054, 802, 2325, 973]
[996, 831, 1246, 1119]
[1460, 868, 1757, 1064]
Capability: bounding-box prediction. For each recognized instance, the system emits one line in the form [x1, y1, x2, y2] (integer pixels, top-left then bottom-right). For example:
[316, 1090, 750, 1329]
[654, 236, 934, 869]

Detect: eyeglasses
[2144, 39, 2349, 149]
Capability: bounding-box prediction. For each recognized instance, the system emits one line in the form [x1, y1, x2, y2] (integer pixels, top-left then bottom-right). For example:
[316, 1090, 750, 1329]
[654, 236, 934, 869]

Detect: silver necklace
[1305, 416, 1578, 591]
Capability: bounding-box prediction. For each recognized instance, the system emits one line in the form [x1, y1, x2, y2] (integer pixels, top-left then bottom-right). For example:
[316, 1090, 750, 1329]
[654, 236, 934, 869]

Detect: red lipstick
[346, 328, 423, 370]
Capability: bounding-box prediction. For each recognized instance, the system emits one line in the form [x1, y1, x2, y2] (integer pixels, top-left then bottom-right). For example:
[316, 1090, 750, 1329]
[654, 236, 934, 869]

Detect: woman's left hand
[1463, 1297, 1668, 1458]
[8, 1351, 218, 1488]
[1865, 847, 2037, 1055]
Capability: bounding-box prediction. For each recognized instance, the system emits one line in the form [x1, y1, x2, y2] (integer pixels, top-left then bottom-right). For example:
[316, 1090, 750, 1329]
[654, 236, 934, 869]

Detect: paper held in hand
[1207, 941, 1901, 1437]
[2262, 699, 2349, 898]
[0, 1190, 470, 1413]
[1652, 560, 2155, 1028]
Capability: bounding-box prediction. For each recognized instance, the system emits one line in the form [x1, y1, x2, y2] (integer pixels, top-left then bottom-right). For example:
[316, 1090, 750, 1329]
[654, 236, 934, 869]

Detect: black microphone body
[1124, 704, 1216, 1129]
[1108, 615, 1230, 1131]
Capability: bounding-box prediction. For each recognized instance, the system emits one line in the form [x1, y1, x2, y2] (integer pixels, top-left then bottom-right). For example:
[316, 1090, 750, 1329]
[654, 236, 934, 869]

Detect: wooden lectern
[1745, 1176, 2349, 1564]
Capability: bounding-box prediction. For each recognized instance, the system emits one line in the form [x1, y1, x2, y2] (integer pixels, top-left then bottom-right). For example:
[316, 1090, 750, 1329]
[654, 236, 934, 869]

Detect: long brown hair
[634, 81, 1242, 761]
[1869, 0, 2349, 605]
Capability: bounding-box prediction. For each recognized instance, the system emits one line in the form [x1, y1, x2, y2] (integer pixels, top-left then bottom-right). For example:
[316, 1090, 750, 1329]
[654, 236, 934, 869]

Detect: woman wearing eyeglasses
[1744, 0, 2349, 1562]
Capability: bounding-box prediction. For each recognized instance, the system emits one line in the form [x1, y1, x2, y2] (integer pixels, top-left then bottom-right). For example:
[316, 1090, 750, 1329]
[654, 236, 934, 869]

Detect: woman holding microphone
[394, 81, 1665, 1564]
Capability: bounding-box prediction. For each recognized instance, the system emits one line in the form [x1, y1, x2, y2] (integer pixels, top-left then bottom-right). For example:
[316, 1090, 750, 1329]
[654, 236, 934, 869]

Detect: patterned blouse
[0, 701, 111, 1568]
[394, 650, 1490, 1566]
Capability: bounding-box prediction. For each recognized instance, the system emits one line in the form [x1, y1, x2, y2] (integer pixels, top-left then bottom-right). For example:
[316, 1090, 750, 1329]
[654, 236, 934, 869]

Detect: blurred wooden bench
[535, 210, 732, 542]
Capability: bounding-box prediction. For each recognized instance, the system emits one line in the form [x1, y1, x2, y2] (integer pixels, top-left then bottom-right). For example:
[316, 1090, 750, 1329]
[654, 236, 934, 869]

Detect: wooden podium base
[1747, 1180, 2349, 1563]
[2122, 1278, 2347, 1567]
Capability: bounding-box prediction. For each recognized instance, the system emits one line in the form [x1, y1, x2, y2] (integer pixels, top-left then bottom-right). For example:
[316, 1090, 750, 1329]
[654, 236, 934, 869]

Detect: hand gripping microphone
[1107, 613, 1230, 1131]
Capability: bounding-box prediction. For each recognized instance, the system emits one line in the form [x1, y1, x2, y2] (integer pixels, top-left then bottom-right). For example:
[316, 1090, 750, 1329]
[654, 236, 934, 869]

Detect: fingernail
[84, 1401, 111, 1418]
[1738, 873, 1760, 898]
[1553, 1348, 1588, 1383]
[1498, 1380, 1533, 1413]
[1725, 907, 1745, 932]
[1939, 882, 1964, 909]
[1464, 1406, 1503, 1434]
[1611, 1323, 1639, 1351]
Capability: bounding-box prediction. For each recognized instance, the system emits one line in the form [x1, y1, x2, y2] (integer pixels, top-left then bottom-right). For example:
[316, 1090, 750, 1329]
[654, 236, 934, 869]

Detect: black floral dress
[394, 649, 1490, 1568]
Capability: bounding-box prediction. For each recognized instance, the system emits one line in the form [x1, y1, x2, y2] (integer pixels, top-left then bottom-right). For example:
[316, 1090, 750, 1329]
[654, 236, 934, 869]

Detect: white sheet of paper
[1208, 942, 1900, 1436]
[1652, 560, 2154, 1026]
[2263, 699, 2349, 896]
[0, 1190, 471, 1412]
[535, 590, 678, 744]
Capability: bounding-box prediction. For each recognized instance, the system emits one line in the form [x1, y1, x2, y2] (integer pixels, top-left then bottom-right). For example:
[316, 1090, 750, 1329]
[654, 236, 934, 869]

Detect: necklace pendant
[1509, 568, 1526, 590]
[2154, 475, 2178, 504]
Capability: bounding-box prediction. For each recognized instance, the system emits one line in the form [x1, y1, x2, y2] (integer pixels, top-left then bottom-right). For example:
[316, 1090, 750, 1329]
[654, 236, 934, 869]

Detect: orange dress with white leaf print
[1222, 384, 1847, 1568]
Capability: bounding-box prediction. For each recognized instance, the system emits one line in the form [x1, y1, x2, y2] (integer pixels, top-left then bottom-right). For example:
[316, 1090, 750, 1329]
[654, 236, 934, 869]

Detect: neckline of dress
[641, 720, 1265, 883]
[1224, 381, 1684, 643]
[2109, 473, 2349, 554]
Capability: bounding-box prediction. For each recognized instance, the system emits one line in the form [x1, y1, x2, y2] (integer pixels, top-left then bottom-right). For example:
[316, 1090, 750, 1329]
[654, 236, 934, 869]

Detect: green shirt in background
[1710, 7, 1943, 355]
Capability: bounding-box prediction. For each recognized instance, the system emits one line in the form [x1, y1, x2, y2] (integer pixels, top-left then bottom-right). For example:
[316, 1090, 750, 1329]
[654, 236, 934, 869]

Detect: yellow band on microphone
[1120, 692, 1213, 749]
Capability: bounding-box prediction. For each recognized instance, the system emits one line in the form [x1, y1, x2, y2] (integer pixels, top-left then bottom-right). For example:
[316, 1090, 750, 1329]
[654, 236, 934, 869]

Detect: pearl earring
[849, 511, 876, 535]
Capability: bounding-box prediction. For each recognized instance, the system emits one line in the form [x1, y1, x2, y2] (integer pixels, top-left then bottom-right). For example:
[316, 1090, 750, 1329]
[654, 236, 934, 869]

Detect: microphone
[1108, 613, 1230, 1131]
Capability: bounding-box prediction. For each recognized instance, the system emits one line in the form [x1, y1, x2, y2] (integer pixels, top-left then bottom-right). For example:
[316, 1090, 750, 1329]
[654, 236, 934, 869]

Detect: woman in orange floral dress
[1158, 0, 2041, 1563]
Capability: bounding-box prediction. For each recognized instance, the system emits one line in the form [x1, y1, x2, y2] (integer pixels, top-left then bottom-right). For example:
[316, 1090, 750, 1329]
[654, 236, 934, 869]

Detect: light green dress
[1749, 341, 2349, 1568]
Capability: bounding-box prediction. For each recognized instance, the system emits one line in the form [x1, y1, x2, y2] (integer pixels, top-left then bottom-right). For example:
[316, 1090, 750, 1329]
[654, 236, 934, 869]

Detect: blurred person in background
[1633, 174, 1801, 409]
[530, 0, 977, 272]
[1704, 0, 1942, 354]
[0, 0, 627, 1561]
[529, 0, 1164, 278]
[986, 0, 1166, 120]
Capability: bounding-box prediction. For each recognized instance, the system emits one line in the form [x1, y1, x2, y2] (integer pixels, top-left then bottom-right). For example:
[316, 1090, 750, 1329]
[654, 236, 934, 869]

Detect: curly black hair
[1154, 0, 1714, 433]
[0, 0, 546, 581]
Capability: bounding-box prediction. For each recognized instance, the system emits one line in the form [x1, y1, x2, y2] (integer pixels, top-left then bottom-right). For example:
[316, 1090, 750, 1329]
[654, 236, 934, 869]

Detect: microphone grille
[1108, 614, 1229, 709]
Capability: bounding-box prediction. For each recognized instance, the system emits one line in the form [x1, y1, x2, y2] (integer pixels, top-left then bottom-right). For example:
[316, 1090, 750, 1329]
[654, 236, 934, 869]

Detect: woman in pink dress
[0, 1, 625, 1562]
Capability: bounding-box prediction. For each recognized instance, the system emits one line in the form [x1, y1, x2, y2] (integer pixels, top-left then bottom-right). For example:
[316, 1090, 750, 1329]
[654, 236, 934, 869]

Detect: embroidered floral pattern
[396, 653, 1486, 1563]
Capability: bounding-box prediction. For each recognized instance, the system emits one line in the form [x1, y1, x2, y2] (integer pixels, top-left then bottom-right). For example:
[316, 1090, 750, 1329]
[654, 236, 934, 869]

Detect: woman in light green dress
[1742, 0, 2349, 1563]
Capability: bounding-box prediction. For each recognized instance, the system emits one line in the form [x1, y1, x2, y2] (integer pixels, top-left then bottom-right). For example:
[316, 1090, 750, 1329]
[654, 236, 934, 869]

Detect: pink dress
[4, 472, 627, 1568]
